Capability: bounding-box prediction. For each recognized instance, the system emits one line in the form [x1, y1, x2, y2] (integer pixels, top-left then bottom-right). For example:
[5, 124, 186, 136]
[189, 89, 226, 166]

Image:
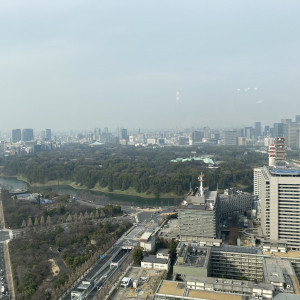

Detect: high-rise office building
[120, 128, 128, 141]
[221, 130, 237, 146]
[94, 128, 101, 141]
[244, 127, 254, 139]
[264, 125, 270, 137]
[273, 123, 284, 138]
[45, 129, 51, 141]
[12, 129, 21, 143]
[40, 130, 45, 141]
[22, 128, 34, 141]
[254, 166, 300, 251]
[283, 122, 300, 149]
[254, 122, 262, 137]
[191, 131, 204, 145]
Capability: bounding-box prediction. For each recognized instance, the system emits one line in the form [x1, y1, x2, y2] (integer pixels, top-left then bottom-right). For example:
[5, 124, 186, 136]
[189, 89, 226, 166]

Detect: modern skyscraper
[244, 127, 254, 139]
[254, 122, 262, 137]
[221, 130, 237, 146]
[283, 122, 300, 149]
[273, 123, 284, 138]
[191, 131, 204, 145]
[254, 166, 300, 251]
[12, 129, 21, 143]
[22, 128, 34, 141]
[40, 130, 45, 141]
[94, 128, 101, 141]
[264, 125, 270, 137]
[45, 129, 51, 141]
[121, 128, 128, 141]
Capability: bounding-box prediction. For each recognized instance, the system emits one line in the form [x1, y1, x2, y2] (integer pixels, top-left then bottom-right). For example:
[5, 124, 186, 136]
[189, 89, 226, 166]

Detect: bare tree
[79, 212, 84, 222]
[34, 217, 39, 226]
[21, 219, 26, 228]
[27, 217, 33, 227]
[73, 213, 78, 222]
[66, 214, 73, 223]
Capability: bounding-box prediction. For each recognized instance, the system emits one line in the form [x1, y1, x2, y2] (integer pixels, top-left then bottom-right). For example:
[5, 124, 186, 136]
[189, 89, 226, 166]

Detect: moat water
[0, 177, 180, 207]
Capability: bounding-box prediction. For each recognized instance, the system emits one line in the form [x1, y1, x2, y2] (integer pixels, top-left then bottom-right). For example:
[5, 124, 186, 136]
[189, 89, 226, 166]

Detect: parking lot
[112, 267, 165, 300]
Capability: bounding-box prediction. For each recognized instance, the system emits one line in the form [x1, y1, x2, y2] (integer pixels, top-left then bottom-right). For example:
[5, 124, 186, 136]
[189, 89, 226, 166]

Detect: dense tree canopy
[2, 144, 268, 197]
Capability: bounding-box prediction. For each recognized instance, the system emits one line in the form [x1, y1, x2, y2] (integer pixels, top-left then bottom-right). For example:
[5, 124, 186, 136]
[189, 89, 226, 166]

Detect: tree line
[2, 145, 266, 196]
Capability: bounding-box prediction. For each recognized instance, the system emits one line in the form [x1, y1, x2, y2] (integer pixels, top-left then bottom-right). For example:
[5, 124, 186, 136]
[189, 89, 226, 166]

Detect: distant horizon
[1, 113, 298, 136]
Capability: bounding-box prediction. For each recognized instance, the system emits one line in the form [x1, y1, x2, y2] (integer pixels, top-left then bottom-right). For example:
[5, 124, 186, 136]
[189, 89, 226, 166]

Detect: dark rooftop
[142, 255, 168, 264]
[211, 245, 261, 255]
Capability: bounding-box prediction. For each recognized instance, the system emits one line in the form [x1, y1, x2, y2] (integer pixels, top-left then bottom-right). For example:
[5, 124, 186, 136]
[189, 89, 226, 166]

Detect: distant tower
[40, 130, 46, 141]
[45, 129, 51, 141]
[22, 128, 34, 141]
[254, 122, 262, 137]
[275, 137, 286, 165]
[121, 128, 128, 141]
[12, 129, 21, 143]
[268, 143, 276, 167]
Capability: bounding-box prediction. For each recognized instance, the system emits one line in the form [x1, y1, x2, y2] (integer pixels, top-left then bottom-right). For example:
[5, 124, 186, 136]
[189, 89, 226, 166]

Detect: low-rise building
[141, 255, 170, 271]
[140, 232, 155, 252]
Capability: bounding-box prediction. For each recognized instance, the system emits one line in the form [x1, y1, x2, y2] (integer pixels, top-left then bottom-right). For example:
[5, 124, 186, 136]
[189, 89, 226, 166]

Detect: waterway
[0, 177, 180, 207]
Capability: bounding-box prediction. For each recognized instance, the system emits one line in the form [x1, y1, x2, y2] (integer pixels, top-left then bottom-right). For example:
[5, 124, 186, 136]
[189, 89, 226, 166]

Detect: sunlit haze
[1, 0, 300, 131]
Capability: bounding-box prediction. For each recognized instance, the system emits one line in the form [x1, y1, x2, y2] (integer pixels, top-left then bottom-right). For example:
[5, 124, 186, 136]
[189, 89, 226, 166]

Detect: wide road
[64, 211, 159, 300]
[0, 229, 11, 299]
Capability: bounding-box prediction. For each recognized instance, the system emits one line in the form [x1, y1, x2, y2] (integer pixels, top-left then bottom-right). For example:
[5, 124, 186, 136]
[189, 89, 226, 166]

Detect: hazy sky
[1, 0, 300, 131]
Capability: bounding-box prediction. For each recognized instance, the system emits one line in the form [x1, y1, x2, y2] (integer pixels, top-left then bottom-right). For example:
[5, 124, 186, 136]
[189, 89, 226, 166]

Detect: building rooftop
[140, 232, 152, 242]
[264, 261, 285, 285]
[270, 168, 300, 176]
[181, 190, 218, 211]
[176, 244, 210, 268]
[156, 281, 185, 297]
[186, 276, 274, 291]
[77, 282, 91, 291]
[211, 245, 261, 255]
[156, 280, 244, 300]
[187, 289, 243, 300]
[142, 255, 168, 264]
[263, 251, 300, 258]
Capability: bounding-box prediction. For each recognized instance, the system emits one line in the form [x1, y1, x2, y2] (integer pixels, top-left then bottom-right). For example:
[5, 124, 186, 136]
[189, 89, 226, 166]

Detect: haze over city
[1, 0, 300, 131]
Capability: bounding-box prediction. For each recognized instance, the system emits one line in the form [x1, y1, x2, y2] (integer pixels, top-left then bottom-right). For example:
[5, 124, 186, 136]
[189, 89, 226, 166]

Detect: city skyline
[1, 1, 300, 131]
[2, 112, 299, 136]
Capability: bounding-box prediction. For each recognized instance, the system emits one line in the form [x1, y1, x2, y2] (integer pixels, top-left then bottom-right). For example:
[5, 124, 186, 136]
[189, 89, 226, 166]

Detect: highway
[64, 209, 161, 300]
[0, 229, 10, 299]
